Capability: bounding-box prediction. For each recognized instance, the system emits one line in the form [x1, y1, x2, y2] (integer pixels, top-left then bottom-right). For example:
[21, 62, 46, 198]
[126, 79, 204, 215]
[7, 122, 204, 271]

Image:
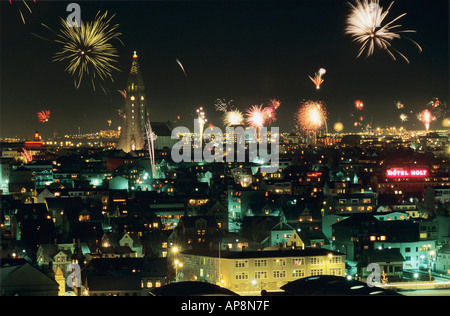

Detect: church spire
[127, 51, 145, 88]
[117, 51, 149, 153]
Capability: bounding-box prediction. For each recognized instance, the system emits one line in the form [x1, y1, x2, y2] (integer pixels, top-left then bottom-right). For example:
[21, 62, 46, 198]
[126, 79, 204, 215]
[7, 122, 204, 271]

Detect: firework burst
[214, 99, 234, 112]
[395, 100, 404, 109]
[263, 98, 281, 125]
[246, 105, 267, 129]
[334, 122, 344, 132]
[37, 110, 50, 123]
[420, 109, 432, 131]
[399, 113, 408, 122]
[309, 69, 326, 89]
[355, 100, 364, 110]
[430, 99, 448, 122]
[36, 11, 123, 92]
[345, 0, 422, 63]
[223, 110, 244, 126]
[442, 118, 450, 128]
[296, 100, 328, 132]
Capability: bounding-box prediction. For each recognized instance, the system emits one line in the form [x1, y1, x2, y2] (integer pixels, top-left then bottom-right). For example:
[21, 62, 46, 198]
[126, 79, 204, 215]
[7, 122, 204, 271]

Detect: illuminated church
[117, 51, 149, 152]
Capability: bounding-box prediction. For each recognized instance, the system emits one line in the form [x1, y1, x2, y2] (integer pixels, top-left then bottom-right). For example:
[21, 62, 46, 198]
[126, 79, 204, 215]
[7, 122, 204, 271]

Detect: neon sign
[386, 169, 428, 178]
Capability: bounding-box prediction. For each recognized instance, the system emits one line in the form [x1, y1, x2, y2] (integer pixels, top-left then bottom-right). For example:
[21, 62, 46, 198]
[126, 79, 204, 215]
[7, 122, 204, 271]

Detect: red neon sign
[386, 169, 428, 178]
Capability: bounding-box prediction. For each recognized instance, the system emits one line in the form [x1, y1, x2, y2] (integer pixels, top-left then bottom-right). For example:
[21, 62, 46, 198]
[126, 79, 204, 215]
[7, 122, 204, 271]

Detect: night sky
[1, 0, 448, 139]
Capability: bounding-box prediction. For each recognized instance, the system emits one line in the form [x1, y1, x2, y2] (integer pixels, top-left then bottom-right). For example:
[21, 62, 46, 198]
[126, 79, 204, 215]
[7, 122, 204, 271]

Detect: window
[197, 229, 206, 236]
[254, 259, 267, 267]
[329, 256, 342, 264]
[273, 270, 286, 278]
[254, 271, 267, 279]
[273, 258, 286, 267]
[235, 260, 248, 268]
[329, 268, 342, 276]
[310, 257, 323, 265]
[292, 258, 305, 266]
[292, 270, 305, 278]
[235, 272, 249, 280]
[311, 269, 323, 276]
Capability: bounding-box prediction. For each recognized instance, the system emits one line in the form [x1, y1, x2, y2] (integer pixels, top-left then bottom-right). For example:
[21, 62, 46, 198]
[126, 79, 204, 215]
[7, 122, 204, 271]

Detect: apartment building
[179, 248, 345, 293]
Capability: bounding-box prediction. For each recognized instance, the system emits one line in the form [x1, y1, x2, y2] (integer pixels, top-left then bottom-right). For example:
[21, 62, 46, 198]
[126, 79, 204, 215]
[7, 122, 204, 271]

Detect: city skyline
[0, 0, 448, 140]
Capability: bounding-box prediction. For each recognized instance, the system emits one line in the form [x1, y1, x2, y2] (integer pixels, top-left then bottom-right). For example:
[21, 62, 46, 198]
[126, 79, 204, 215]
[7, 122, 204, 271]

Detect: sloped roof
[361, 248, 405, 264]
[1, 262, 59, 294]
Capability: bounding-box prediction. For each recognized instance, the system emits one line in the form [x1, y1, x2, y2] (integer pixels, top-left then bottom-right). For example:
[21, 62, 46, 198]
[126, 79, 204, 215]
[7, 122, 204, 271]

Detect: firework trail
[9, 0, 36, 24]
[296, 100, 328, 132]
[118, 89, 127, 98]
[176, 58, 187, 77]
[21, 148, 33, 163]
[37, 110, 50, 123]
[35, 11, 123, 92]
[145, 119, 157, 167]
[344, 0, 422, 63]
[196, 107, 207, 144]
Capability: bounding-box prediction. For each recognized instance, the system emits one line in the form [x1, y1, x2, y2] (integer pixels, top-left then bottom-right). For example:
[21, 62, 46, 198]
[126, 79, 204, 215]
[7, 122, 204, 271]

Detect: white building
[374, 240, 436, 270]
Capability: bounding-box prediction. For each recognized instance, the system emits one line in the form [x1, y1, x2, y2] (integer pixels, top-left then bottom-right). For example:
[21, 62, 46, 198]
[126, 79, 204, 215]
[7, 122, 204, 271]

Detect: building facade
[179, 248, 345, 293]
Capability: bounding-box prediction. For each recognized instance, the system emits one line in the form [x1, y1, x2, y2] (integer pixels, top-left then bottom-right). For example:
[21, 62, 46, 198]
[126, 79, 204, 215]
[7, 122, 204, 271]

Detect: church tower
[118, 51, 149, 152]
[54, 265, 66, 296]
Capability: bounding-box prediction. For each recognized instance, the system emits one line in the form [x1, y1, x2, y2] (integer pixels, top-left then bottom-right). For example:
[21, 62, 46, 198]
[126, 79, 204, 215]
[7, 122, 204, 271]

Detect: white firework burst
[345, 0, 422, 63]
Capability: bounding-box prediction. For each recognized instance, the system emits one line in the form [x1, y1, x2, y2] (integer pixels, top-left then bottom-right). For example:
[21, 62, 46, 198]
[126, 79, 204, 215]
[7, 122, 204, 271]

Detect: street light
[429, 250, 436, 282]
[174, 259, 183, 282]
